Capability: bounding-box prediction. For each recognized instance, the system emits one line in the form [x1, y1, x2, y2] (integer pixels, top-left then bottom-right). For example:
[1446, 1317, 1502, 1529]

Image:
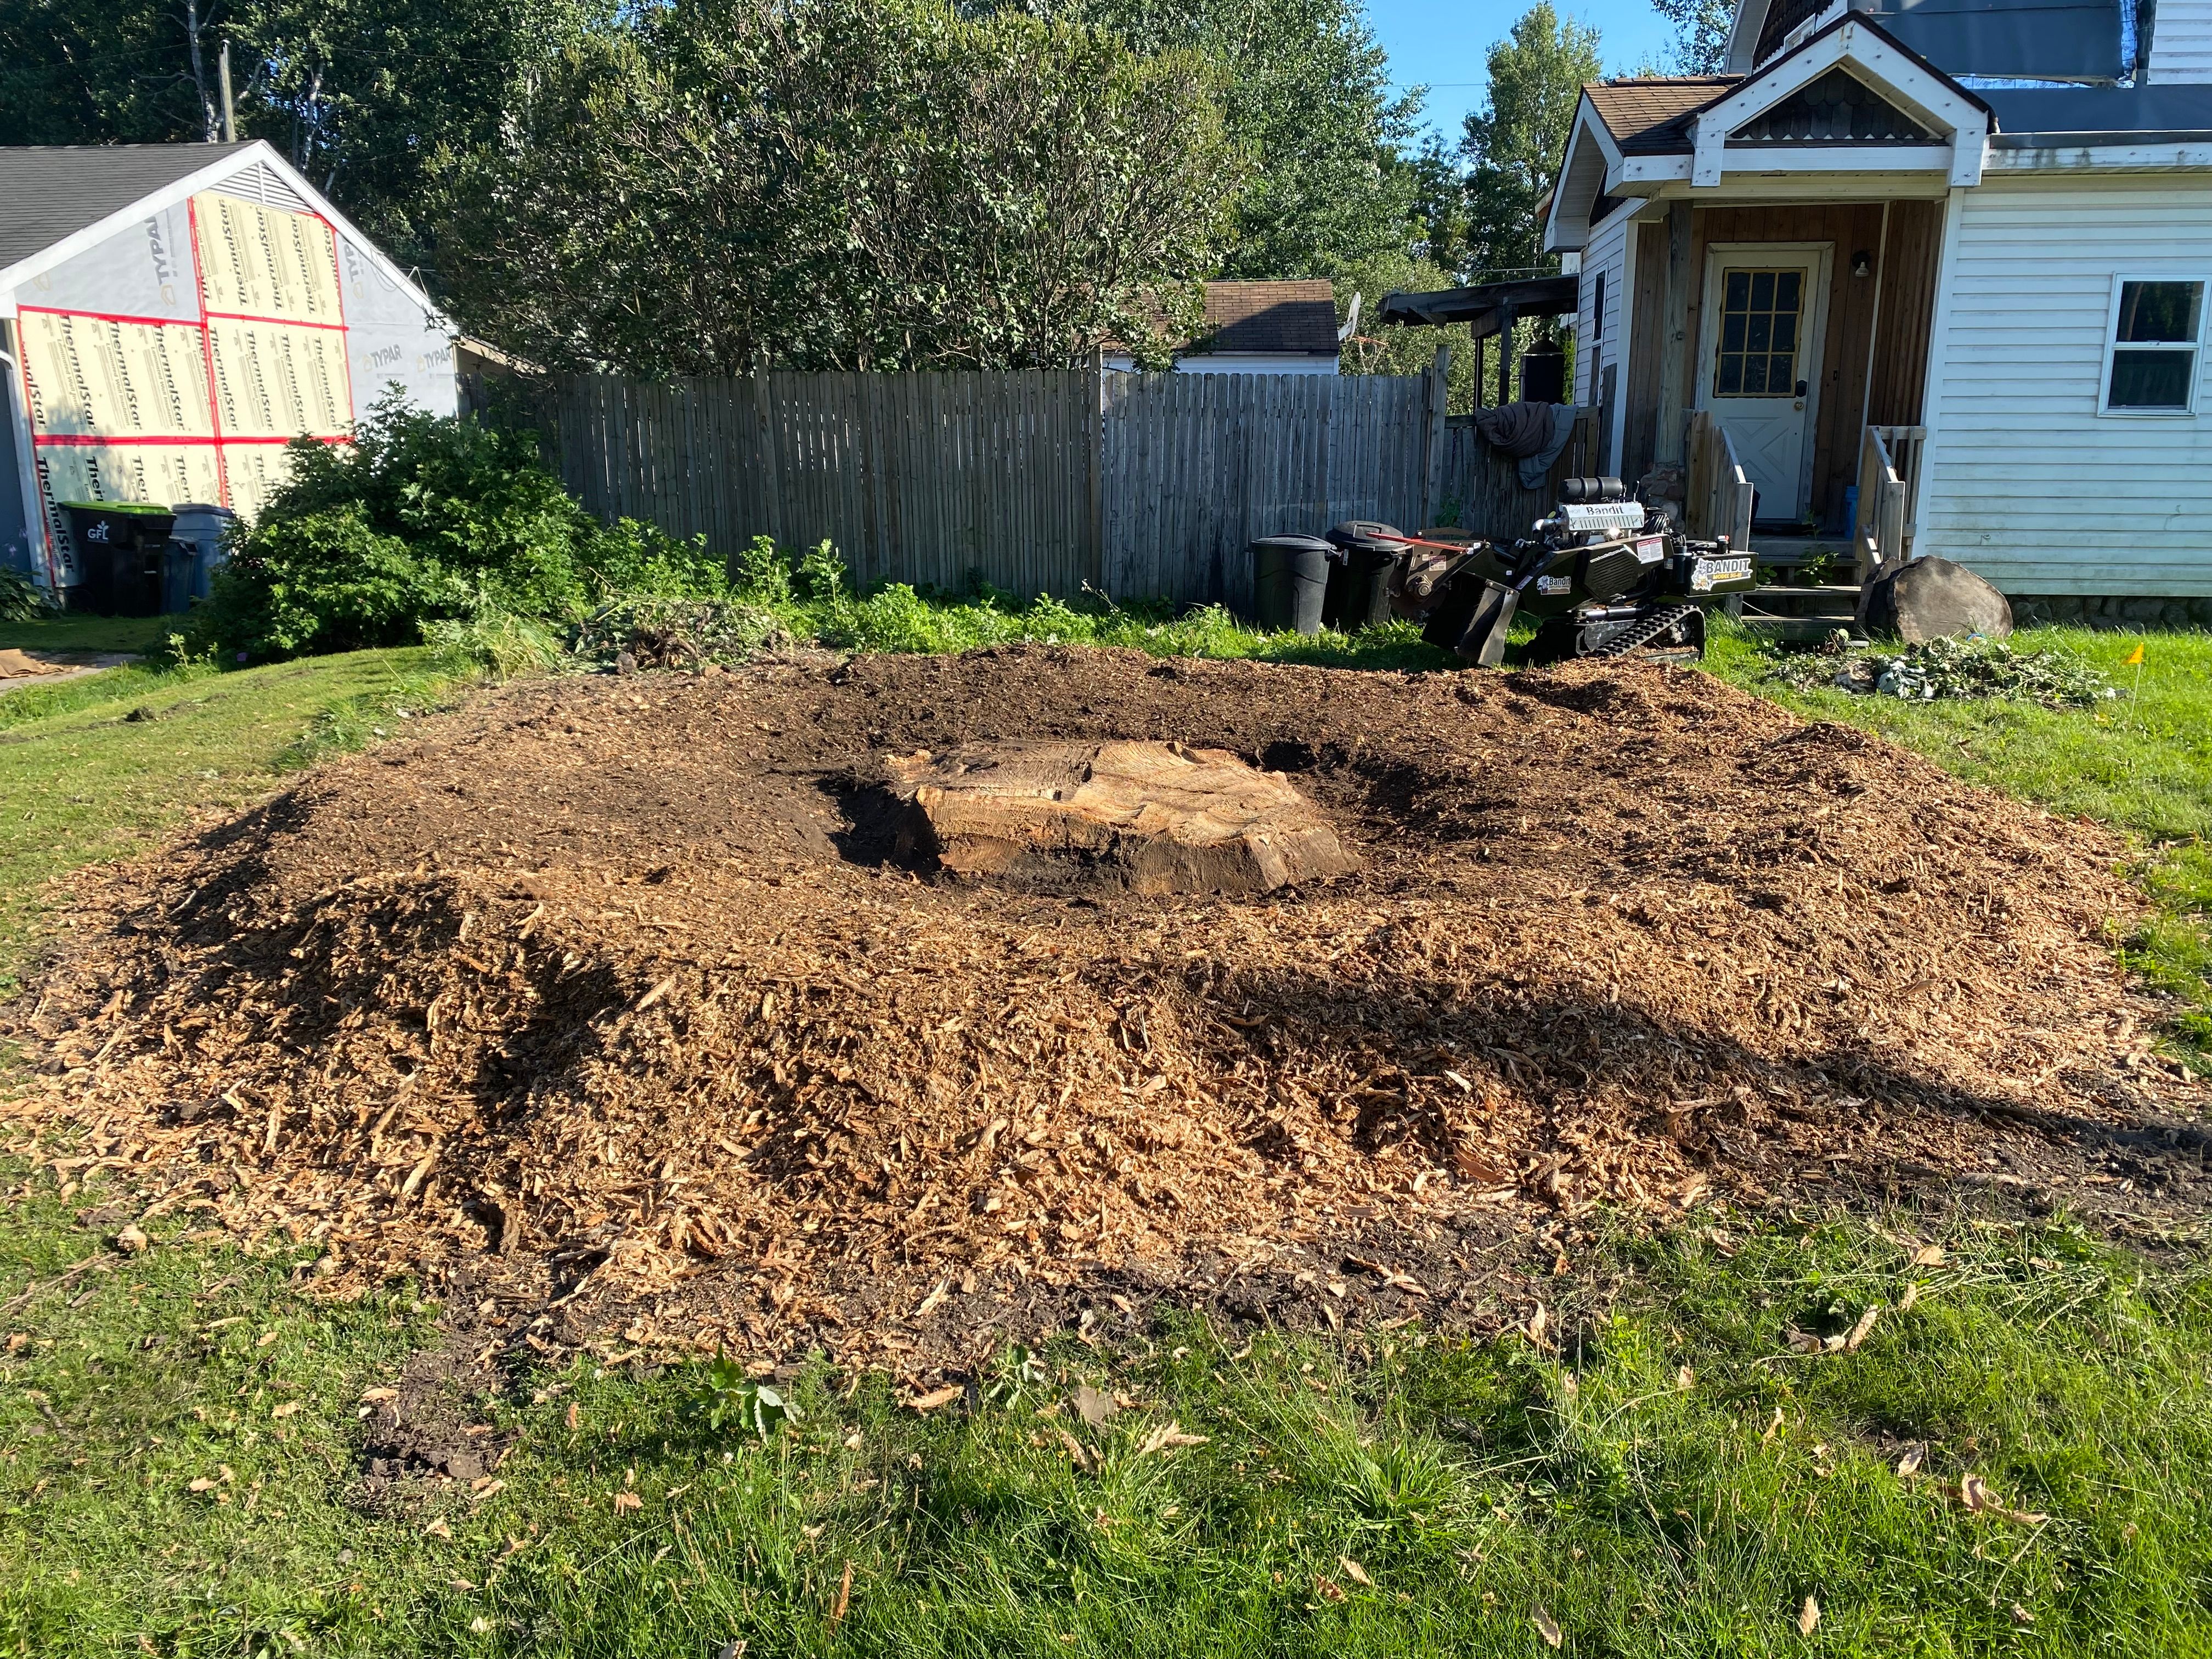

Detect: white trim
[1641, 171, 1956, 201]
[1612, 218, 1639, 470]
[1716, 142, 1955, 174]
[1544, 98, 1629, 251]
[2096, 272, 2209, 416]
[1704, 21, 1986, 140]
[1915, 185, 1969, 504]
[1691, 21, 1989, 188]
[1695, 241, 1834, 516]
[1726, 0, 1773, 75]
[1987, 140, 2212, 172]
[0, 343, 47, 592]
[0, 140, 447, 329]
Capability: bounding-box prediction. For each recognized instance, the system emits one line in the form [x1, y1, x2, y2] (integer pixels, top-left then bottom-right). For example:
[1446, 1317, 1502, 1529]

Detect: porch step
[1734, 583, 1859, 645]
[1750, 536, 1857, 577]
[1740, 583, 1861, 619]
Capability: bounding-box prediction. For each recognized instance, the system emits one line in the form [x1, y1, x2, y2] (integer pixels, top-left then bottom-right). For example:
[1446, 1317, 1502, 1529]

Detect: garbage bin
[1323, 521, 1410, 631]
[168, 503, 236, 606]
[59, 502, 175, 616]
[1520, 337, 1567, 405]
[1251, 534, 1333, 635]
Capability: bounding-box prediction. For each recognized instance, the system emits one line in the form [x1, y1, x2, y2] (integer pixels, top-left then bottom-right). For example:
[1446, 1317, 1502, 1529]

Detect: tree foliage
[435, 0, 1240, 374]
[0, 0, 596, 262]
[1654, 0, 1733, 72]
[1454, 3, 1601, 280]
[1033, 0, 1424, 279]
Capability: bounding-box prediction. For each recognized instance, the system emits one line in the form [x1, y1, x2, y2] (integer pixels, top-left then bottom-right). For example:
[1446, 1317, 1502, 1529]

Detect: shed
[0, 140, 456, 596]
[1103, 280, 1344, 375]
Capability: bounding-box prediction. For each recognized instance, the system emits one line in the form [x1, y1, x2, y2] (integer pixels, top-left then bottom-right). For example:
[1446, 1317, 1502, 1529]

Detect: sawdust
[9, 647, 2207, 1367]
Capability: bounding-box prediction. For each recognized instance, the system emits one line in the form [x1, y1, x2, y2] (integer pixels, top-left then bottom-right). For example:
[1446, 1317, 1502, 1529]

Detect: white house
[1543, 0, 2212, 618]
[1103, 280, 1344, 376]
[0, 140, 456, 597]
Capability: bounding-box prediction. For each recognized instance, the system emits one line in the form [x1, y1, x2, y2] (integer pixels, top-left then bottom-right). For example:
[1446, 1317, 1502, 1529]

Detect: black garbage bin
[1251, 534, 1333, 636]
[59, 502, 175, 616]
[1323, 520, 1410, 631]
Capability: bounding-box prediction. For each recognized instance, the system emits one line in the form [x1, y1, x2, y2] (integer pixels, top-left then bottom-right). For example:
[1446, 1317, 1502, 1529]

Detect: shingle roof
[1585, 77, 1740, 154]
[0, 143, 255, 277]
[1193, 280, 1340, 357]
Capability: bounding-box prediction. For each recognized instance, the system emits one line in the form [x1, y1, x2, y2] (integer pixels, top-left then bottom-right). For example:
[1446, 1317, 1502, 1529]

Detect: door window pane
[1713, 267, 1803, 398]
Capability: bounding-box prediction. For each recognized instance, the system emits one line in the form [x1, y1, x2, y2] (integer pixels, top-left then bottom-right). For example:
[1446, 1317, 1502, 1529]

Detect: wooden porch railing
[1854, 424, 1927, 582]
[1685, 409, 1754, 552]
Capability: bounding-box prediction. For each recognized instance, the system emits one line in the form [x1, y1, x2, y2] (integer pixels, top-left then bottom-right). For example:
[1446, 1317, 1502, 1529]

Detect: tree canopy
[1034, 0, 1425, 279]
[0, 0, 597, 261]
[1453, 3, 1602, 281]
[433, 0, 1240, 374]
[1654, 0, 1733, 72]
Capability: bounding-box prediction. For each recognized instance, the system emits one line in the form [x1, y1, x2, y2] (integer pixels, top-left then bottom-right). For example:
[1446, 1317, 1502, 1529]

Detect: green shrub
[0, 566, 52, 622]
[186, 397, 721, 661]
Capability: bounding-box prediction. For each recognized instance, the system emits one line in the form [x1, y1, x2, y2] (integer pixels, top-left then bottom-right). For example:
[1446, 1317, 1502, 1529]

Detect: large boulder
[884, 740, 1360, 895]
[1858, 556, 2013, 642]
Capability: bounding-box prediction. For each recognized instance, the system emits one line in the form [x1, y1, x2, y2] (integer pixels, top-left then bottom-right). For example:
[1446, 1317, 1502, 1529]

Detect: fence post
[1420, 345, 1450, 529]
[1087, 349, 1107, 590]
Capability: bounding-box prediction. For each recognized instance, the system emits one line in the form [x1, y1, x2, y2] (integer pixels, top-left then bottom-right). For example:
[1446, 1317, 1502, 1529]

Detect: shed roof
[0, 143, 256, 275]
[1192, 280, 1340, 357]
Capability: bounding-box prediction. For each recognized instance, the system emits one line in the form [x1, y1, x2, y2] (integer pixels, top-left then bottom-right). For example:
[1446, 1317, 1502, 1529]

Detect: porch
[1598, 193, 1940, 633]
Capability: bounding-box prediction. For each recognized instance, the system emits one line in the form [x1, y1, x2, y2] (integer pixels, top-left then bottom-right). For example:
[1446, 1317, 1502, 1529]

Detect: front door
[1696, 243, 1830, 522]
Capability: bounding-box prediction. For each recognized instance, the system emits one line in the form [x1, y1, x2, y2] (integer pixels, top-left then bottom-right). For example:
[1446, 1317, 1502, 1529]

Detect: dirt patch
[9, 647, 2208, 1373]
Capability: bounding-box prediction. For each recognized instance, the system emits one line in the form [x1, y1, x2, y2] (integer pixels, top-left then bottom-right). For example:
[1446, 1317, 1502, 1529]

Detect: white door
[1696, 243, 1830, 521]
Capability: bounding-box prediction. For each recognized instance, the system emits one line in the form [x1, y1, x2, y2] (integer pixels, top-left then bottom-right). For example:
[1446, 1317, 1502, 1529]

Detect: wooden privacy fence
[529, 366, 1593, 610]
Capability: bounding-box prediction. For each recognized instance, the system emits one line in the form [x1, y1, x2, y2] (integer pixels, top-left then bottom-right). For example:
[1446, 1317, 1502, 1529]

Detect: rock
[1857, 556, 2013, 642]
[884, 740, 1360, 895]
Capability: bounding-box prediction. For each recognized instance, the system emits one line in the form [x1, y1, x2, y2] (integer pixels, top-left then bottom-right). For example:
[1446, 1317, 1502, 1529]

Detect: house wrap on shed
[0, 140, 456, 596]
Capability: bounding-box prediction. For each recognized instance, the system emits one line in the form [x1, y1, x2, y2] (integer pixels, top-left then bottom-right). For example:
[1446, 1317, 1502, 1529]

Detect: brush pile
[9, 648, 2201, 1360]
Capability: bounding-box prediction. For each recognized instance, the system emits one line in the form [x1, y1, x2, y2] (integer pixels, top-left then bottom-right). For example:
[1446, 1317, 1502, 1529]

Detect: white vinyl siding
[1576, 210, 1633, 470]
[1916, 175, 2212, 594]
[2148, 0, 2212, 82]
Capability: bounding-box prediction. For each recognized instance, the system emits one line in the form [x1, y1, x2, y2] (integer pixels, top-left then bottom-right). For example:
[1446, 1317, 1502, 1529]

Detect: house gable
[1728, 66, 1941, 143]
[1690, 18, 1991, 187]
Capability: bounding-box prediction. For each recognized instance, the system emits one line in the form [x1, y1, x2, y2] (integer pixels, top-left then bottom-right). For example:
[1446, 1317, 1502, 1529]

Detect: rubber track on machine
[1589, 603, 1701, 659]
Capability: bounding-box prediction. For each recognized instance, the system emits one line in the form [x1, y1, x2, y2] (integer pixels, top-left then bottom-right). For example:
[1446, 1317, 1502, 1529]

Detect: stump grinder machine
[1358, 476, 1756, 668]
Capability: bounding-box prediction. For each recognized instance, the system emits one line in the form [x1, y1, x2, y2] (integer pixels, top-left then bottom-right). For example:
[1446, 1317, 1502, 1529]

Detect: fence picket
[532, 371, 1583, 610]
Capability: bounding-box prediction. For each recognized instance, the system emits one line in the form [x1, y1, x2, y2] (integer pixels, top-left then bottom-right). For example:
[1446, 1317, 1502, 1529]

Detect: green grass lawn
[4, 623, 2211, 1655]
[0, 613, 177, 655]
[1703, 624, 2212, 1060]
[0, 647, 453, 998]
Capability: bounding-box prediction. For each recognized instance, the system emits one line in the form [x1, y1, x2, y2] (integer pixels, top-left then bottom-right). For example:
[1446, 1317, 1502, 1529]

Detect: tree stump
[884, 741, 1359, 895]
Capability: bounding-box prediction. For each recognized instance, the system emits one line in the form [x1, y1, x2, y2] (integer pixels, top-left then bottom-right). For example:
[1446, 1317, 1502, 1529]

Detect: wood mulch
[8, 646, 2207, 1373]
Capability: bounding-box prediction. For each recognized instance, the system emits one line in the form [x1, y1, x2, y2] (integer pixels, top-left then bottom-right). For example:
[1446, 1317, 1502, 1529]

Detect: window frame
[2098, 273, 2208, 418]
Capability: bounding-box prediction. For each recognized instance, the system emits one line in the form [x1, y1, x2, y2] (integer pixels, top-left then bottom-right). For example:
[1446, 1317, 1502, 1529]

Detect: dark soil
[10, 647, 2208, 1381]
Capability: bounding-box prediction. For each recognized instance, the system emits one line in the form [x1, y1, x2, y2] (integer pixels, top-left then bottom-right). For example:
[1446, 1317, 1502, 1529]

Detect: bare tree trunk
[185, 0, 218, 143]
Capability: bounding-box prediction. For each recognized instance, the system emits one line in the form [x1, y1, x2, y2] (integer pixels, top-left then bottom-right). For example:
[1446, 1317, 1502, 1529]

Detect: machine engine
[1391, 476, 1755, 667]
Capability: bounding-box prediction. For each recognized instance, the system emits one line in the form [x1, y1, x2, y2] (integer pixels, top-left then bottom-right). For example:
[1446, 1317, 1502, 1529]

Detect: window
[2104, 278, 2205, 414]
[1714, 268, 1802, 397]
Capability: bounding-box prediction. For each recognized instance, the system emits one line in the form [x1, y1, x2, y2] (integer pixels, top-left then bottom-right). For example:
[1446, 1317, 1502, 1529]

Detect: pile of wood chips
[10, 647, 2202, 1362]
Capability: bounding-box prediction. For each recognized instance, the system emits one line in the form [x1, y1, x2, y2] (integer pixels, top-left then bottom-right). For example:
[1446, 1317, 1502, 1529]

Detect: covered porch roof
[1544, 15, 1993, 253]
[1374, 275, 1578, 340]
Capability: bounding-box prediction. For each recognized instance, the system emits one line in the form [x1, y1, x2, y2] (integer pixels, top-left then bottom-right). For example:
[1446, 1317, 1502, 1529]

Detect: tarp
[1855, 0, 2124, 84]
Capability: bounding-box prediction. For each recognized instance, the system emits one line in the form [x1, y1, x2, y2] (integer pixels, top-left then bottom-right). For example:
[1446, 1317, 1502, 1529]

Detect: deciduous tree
[435, 0, 1240, 374]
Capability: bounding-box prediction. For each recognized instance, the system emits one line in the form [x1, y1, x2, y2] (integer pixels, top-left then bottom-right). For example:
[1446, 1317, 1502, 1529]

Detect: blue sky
[1368, 0, 1679, 145]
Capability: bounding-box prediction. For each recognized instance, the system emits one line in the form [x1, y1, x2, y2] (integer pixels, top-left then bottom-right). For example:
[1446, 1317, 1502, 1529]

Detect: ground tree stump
[884, 741, 1359, 895]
